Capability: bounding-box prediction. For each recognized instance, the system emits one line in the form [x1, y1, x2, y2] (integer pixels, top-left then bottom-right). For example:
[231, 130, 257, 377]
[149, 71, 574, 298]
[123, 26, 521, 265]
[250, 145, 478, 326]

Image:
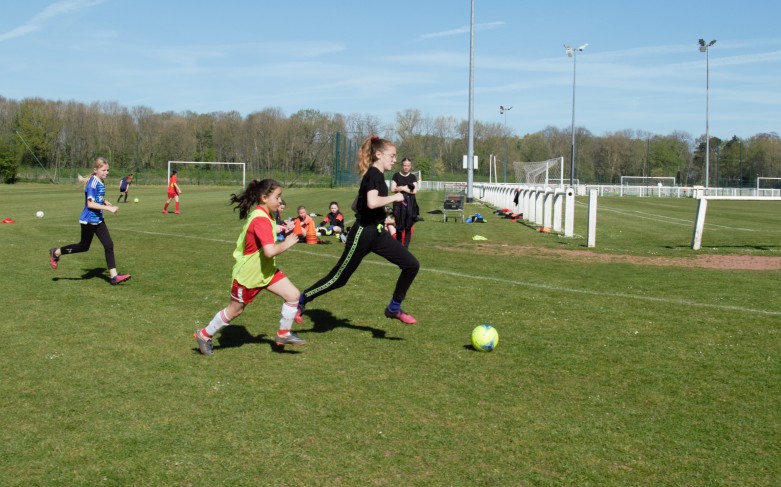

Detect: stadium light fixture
[564, 43, 588, 187]
[500, 105, 513, 184]
[698, 38, 716, 190]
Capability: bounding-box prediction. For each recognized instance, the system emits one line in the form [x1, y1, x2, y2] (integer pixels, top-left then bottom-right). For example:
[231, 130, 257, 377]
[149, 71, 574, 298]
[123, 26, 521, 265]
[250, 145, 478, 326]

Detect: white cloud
[0, 0, 105, 42]
[419, 21, 504, 40]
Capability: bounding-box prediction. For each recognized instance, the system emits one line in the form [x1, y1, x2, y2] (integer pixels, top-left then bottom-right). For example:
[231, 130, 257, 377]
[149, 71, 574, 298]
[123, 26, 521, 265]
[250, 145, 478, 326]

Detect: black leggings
[60, 222, 116, 270]
[303, 223, 419, 305]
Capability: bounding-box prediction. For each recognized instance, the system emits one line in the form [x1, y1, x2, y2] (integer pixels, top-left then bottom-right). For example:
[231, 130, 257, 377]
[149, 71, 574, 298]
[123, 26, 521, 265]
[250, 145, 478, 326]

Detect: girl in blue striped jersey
[49, 157, 131, 285]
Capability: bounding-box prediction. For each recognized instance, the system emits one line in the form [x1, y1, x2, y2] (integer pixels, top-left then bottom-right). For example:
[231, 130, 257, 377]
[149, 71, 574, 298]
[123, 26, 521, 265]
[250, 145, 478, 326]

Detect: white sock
[279, 301, 297, 332]
[204, 308, 231, 337]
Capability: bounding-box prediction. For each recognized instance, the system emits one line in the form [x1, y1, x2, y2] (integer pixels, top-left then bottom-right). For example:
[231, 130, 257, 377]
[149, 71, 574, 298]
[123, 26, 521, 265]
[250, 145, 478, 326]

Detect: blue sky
[2, 0, 780, 140]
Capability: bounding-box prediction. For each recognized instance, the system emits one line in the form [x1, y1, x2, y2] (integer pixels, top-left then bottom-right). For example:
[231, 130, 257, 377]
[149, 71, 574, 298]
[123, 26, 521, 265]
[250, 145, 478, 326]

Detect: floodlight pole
[500, 105, 512, 184]
[699, 39, 716, 191]
[466, 0, 475, 202]
[565, 43, 587, 188]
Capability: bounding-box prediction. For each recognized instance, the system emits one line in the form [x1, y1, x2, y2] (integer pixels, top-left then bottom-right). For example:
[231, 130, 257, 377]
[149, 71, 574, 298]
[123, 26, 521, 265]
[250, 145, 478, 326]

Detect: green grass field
[1, 183, 779, 486]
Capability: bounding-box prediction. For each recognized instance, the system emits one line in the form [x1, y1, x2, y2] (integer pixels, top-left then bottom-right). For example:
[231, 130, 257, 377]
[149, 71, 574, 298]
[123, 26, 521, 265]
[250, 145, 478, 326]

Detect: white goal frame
[620, 176, 676, 187]
[513, 157, 564, 188]
[168, 161, 246, 187]
[620, 176, 676, 197]
[756, 177, 781, 196]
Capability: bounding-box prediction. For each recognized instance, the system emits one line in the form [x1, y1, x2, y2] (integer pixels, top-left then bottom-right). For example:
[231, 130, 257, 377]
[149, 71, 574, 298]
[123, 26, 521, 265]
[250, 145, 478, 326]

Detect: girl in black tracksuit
[295, 136, 420, 324]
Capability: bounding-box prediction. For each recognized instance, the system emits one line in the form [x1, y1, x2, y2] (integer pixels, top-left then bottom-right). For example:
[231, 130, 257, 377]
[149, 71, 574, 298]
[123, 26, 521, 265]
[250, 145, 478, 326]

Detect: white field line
[589, 202, 763, 232]
[113, 226, 781, 317]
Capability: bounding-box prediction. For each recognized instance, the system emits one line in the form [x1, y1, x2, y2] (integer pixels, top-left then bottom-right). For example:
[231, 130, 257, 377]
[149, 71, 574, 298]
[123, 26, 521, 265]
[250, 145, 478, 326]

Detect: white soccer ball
[133, 198, 139, 203]
[36, 211, 44, 218]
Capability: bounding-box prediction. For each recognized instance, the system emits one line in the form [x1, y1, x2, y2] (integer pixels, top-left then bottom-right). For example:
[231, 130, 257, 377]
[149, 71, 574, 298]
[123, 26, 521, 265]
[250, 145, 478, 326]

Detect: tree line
[1, 95, 779, 187]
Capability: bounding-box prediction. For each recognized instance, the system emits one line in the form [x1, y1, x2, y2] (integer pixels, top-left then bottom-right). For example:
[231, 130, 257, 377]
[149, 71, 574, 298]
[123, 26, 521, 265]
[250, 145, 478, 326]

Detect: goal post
[167, 161, 246, 187]
[620, 176, 676, 197]
[513, 157, 564, 187]
[756, 177, 781, 196]
[620, 176, 676, 186]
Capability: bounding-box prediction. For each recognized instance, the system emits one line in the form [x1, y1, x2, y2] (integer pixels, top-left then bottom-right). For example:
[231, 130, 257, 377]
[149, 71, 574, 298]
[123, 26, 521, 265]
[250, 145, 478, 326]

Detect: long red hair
[358, 136, 393, 175]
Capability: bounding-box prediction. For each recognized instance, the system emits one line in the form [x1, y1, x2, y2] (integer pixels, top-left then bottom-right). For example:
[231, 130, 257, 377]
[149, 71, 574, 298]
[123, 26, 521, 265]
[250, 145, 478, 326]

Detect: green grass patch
[1, 183, 779, 486]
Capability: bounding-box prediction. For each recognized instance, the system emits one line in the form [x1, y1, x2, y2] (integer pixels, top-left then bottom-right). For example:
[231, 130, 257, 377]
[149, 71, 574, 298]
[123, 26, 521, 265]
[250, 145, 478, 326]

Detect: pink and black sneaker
[110, 274, 131, 285]
[49, 248, 59, 270]
[384, 307, 417, 324]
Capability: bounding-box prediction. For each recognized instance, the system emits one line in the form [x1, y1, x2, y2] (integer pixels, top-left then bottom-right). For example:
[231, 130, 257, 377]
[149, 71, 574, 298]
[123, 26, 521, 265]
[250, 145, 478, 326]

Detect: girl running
[295, 136, 420, 325]
[194, 179, 306, 355]
[49, 157, 131, 285]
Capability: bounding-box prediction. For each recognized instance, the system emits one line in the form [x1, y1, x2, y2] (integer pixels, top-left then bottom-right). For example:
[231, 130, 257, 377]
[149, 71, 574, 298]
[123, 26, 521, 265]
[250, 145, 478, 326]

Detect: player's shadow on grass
[208, 325, 302, 354]
[666, 244, 781, 251]
[302, 308, 404, 341]
[51, 267, 111, 283]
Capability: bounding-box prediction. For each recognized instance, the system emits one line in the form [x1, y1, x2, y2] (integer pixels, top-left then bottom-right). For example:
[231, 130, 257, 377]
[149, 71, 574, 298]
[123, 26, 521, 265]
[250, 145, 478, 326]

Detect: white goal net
[513, 157, 564, 187]
[168, 161, 246, 187]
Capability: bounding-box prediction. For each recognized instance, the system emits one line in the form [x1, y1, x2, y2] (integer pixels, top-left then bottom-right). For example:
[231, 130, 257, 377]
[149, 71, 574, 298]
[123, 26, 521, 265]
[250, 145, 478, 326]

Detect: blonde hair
[77, 157, 109, 186]
[358, 136, 393, 175]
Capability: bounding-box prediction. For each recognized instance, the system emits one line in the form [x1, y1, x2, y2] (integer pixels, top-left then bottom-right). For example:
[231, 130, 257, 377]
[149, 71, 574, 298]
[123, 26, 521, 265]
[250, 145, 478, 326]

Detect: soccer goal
[620, 176, 676, 187]
[756, 177, 781, 197]
[513, 157, 564, 187]
[620, 176, 676, 197]
[168, 161, 246, 187]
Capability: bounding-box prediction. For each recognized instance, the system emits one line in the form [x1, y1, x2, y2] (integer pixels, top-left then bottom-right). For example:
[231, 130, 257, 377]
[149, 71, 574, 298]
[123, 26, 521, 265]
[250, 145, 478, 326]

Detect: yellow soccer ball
[471, 324, 499, 352]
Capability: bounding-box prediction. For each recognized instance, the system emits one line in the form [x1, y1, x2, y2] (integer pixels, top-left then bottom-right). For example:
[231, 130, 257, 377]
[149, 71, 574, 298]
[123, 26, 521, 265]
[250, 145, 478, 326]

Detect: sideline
[113, 226, 781, 317]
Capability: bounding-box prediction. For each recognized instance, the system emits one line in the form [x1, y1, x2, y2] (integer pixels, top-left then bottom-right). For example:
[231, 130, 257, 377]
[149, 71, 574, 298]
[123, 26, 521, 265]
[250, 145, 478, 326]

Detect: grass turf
[0, 183, 779, 486]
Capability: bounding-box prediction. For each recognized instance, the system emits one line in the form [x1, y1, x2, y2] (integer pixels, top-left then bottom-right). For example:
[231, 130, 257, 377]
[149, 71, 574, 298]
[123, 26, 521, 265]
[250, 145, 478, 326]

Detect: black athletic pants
[60, 222, 116, 269]
[302, 223, 419, 305]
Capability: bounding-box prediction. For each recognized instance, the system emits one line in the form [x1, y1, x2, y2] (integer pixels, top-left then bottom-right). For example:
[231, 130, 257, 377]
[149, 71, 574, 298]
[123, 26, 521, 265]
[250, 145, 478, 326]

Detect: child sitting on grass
[318, 201, 347, 243]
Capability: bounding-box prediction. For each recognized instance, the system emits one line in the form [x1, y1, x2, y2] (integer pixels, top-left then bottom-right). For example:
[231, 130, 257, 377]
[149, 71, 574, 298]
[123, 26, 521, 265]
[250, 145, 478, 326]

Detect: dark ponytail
[229, 179, 281, 219]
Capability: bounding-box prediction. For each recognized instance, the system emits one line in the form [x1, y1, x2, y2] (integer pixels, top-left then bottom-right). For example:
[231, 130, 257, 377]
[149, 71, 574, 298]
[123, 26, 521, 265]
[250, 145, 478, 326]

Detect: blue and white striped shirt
[79, 175, 105, 224]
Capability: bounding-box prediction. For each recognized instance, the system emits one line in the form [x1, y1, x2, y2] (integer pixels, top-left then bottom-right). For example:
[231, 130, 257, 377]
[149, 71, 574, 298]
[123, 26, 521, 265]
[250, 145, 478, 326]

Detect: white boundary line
[593, 201, 778, 233]
[112, 226, 781, 317]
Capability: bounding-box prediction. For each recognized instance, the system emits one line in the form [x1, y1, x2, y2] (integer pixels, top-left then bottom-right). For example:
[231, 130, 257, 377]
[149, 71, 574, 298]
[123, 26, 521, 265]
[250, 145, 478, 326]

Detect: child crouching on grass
[194, 179, 306, 355]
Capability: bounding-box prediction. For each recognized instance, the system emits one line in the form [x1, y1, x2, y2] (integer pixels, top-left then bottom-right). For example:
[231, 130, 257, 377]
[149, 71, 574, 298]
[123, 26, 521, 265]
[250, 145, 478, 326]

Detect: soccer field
[1, 183, 779, 486]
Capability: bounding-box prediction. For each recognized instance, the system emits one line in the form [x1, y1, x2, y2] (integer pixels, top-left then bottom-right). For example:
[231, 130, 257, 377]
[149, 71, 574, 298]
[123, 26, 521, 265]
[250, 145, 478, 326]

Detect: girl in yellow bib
[194, 179, 305, 355]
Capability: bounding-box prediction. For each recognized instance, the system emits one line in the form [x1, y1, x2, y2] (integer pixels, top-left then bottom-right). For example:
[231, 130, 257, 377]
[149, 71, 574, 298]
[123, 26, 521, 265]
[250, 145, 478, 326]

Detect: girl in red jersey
[162, 170, 181, 214]
[194, 179, 305, 355]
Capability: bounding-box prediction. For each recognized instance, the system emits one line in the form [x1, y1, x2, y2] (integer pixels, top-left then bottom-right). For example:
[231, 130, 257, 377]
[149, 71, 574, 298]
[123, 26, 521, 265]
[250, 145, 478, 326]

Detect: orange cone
[306, 221, 318, 244]
[293, 218, 303, 235]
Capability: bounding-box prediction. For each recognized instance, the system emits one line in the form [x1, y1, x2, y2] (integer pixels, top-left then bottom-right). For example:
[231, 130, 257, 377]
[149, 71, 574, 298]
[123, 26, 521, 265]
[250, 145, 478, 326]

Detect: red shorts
[167, 190, 178, 198]
[230, 270, 286, 304]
